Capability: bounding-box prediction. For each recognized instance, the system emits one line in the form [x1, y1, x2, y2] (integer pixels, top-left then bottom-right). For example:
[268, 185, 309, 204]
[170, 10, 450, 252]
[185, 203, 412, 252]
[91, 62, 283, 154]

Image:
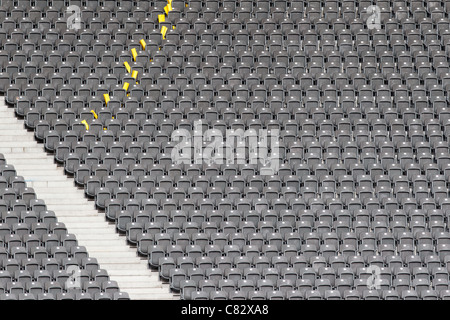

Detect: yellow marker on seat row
[140, 39, 146, 50]
[123, 61, 131, 73]
[81, 120, 89, 130]
[158, 14, 165, 23]
[103, 93, 110, 105]
[167, 0, 172, 4]
[131, 70, 138, 79]
[131, 48, 138, 61]
[164, 3, 172, 15]
[161, 26, 168, 39]
[90, 110, 98, 119]
[123, 82, 130, 96]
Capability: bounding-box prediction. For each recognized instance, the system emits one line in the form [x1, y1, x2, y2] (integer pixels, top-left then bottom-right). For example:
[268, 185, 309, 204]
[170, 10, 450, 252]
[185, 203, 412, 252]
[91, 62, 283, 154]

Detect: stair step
[5, 158, 55, 165]
[0, 117, 21, 124]
[70, 231, 120, 237]
[89, 252, 138, 258]
[0, 135, 35, 142]
[33, 193, 84, 199]
[17, 164, 59, 170]
[18, 175, 71, 181]
[66, 233, 122, 240]
[59, 216, 109, 222]
[0, 147, 44, 153]
[0, 122, 25, 126]
[87, 256, 148, 264]
[65, 221, 115, 228]
[61, 221, 111, 227]
[51, 212, 101, 217]
[14, 173, 68, 179]
[0, 141, 37, 147]
[71, 240, 135, 247]
[20, 166, 63, 171]
[43, 208, 97, 214]
[110, 281, 165, 288]
[121, 292, 174, 299]
[93, 263, 149, 270]
[81, 244, 136, 254]
[7, 152, 51, 157]
[29, 181, 78, 188]
[103, 269, 154, 277]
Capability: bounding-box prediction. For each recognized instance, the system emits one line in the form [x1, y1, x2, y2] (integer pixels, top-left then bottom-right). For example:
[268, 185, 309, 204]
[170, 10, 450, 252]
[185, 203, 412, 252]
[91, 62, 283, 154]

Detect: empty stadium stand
[0, 150, 129, 300]
[0, 99, 175, 299]
[1, 0, 450, 300]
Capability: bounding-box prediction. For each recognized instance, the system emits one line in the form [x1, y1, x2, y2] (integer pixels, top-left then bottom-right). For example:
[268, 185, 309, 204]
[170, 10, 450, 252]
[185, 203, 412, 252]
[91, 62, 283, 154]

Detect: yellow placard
[90, 110, 98, 119]
[123, 61, 131, 73]
[139, 39, 146, 50]
[161, 26, 168, 39]
[173, 26, 176, 29]
[123, 82, 130, 91]
[167, 0, 172, 4]
[158, 14, 165, 23]
[131, 48, 138, 61]
[164, 4, 173, 15]
[103, 93, 110, 105]
[131, 70, 138, 79]
[81, 120, 89, 130]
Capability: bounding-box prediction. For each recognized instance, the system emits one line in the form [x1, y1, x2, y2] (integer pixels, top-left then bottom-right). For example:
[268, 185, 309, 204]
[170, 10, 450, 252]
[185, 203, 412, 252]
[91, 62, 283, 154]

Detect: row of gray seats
[183, 288, 450, 300]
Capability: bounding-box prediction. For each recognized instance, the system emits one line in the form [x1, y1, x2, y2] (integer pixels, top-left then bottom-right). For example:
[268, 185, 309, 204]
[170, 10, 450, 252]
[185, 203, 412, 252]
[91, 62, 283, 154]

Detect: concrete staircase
[0, 97, 177, 300]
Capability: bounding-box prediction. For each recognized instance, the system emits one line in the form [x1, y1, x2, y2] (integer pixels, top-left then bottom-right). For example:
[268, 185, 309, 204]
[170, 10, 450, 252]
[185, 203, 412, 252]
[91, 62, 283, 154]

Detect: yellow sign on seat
[123, 61, 131, 73]
[81, 120, 89, 130]
[164, 4, 172, 15]
[90, 110, 98, 119]
[140, 39, 146, 50]
[103, 93, 110, 105]
[131, 48, 138, 61]
[161, 26, 168, 39]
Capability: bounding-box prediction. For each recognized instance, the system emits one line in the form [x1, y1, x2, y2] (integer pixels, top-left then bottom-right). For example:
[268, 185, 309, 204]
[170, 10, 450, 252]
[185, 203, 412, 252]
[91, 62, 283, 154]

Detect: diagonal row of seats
[1, 0, 450, 299]
[0, 153, 129, 300]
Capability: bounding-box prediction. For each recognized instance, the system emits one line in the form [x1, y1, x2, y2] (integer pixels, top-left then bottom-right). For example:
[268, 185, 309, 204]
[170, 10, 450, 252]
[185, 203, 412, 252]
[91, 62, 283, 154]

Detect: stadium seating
[1, 0, 450, 299]
[0, 153, 128, 300]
